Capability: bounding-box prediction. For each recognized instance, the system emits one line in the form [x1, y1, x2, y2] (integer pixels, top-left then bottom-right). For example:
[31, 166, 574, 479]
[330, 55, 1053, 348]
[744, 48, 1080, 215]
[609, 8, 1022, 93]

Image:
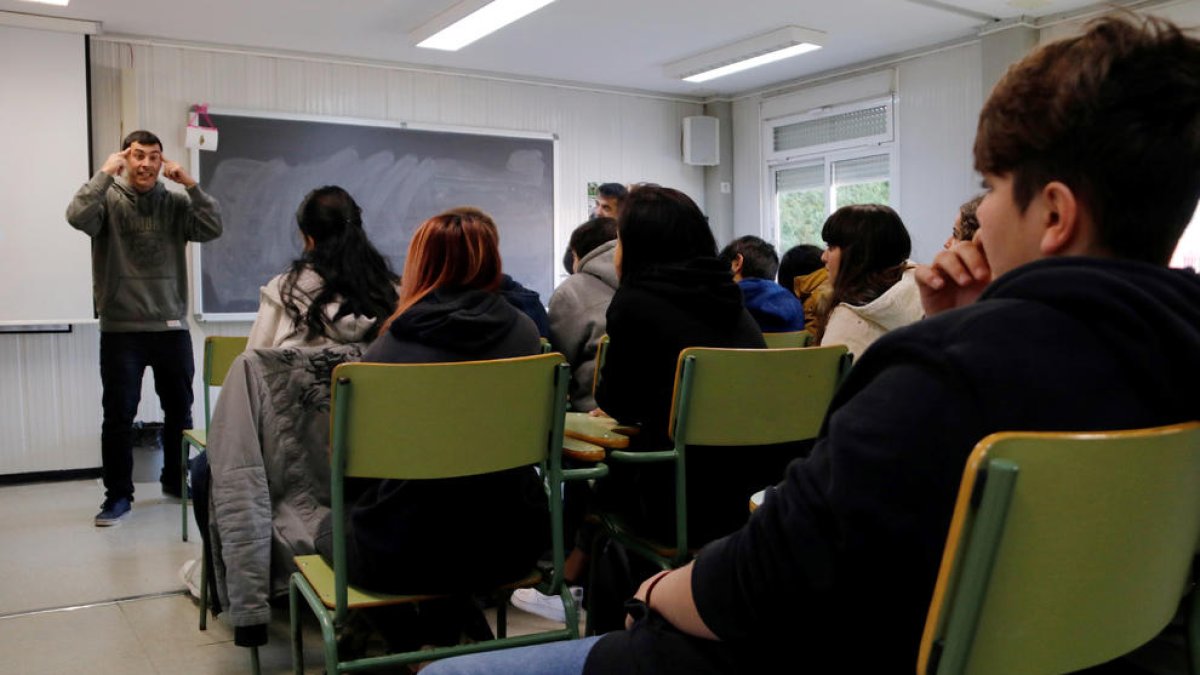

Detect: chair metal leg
[181, 439, 191, 542]
[289, 577, 305, 675]
[199, 539, 210, 631]
[497, 593, 508, 639]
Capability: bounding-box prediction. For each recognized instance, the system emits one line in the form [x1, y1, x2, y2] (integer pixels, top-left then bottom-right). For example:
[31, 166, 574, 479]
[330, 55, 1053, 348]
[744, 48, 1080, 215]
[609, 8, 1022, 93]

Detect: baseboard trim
[0, 467, 103, 486]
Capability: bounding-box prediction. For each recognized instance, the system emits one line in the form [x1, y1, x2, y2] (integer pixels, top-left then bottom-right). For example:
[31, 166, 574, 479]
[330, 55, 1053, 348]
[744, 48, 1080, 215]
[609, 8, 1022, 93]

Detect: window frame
[765, 145, 898, 250]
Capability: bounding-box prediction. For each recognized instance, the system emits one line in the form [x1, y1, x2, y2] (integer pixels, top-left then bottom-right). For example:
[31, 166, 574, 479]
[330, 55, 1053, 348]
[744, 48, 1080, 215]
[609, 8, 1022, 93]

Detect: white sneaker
[178, 558, 202, 600]
[510, 586, 584, 623]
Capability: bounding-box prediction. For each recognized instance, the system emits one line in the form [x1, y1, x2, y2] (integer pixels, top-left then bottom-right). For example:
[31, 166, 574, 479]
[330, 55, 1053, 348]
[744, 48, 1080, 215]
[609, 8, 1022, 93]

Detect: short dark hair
[955, 194, 985, 242]
[569, 217, 618, 261]
[617, 184, 715, 281]
[718, 235, 779, 280]
[121, 130, 162, 151]
[974, 15, 1200, 264]
[597, 183, 627, 201]
[778, 244, 825, 291]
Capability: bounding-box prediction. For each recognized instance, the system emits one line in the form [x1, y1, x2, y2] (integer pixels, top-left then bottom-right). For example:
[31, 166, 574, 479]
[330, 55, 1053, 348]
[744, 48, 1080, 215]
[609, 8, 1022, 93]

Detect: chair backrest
[327, 353, 570, 616]
[668, 345, 851, 447]
[919, 422, 1200, 675]
[762, 330, 811, 349]
[202, 335, 249, 425]
[331, 354, 569, 480]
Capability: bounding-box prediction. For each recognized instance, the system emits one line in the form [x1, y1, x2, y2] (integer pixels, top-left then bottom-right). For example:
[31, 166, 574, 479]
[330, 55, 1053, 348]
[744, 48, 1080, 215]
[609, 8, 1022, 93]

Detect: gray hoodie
[547, 238, 619, 410]
[66, 171, 223, 331]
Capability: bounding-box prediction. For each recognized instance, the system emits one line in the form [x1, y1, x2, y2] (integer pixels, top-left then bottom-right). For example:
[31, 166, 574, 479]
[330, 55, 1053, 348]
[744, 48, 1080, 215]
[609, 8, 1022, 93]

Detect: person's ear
[1038, 181, 1082, 256]
[731, 254, 744, 278]
[303, 233, 316, 252]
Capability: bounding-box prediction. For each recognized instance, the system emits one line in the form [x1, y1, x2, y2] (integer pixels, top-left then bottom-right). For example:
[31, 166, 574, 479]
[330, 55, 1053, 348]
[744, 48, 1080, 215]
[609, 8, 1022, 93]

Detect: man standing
[67, 130, 223, 526]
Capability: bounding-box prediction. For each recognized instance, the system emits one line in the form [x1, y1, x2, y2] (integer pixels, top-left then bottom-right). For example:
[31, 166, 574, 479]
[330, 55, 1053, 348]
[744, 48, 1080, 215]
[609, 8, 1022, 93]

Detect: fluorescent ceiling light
[18, 0, 69, 5]
[414, 0, 556, 52]
[665, 26, 825, 83]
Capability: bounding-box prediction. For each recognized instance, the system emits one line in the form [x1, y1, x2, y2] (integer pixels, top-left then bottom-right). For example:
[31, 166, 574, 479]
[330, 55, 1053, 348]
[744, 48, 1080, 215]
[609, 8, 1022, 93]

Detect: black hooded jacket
[586, 257, 1200, 674]
[595, 257, 775, 546]
[323, 287, 547, 594]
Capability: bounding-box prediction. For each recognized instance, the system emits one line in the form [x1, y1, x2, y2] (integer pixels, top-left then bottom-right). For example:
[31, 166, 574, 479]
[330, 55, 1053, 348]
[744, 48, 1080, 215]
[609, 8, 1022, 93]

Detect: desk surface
[564, 412, 631, 450]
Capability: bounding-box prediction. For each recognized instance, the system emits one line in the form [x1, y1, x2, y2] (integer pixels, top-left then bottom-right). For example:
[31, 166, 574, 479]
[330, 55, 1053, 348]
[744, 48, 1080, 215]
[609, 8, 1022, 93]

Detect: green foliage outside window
[778, 180, 891, 251]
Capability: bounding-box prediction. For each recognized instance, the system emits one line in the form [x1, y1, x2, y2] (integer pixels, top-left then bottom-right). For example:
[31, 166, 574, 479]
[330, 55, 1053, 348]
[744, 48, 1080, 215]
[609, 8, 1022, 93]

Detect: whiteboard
[0, 26, 94, 325]
[193, 110, 558, 321]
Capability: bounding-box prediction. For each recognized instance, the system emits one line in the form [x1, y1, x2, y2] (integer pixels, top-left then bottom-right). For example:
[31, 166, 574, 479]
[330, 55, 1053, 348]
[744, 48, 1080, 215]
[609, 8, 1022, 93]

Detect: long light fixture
[413, 0, 557, 52]
[18, 0, 70, 5]
[665, 26, 825, 83]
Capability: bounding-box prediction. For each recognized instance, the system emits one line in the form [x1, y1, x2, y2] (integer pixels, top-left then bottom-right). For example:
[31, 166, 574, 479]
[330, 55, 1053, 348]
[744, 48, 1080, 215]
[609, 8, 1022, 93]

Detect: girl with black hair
[247, 186, 399, 349]
[815, 204, 923, 358]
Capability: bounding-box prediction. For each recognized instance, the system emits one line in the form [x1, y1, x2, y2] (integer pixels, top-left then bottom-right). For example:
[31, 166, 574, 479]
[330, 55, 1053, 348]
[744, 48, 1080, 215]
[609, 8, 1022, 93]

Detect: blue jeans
[419, 636, 601, 675]
[99, 330, 194, 501]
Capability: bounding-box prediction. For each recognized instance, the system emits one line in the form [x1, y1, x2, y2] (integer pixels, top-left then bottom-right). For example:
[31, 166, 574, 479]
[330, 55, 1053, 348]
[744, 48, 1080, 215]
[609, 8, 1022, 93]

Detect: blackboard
[194, 111, 557, 320]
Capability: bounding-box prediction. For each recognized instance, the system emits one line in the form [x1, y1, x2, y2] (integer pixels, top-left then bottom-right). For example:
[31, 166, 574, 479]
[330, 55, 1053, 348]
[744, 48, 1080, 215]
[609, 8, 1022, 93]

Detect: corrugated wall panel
[896, 42, 982, 264]
[0, 37, 702, 475]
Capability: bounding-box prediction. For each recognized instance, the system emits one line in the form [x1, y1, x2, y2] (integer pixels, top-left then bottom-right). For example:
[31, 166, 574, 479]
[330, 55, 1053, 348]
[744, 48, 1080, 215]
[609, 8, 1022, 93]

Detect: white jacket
[246, 267, 379, 350]
[821, 267, 923, 359]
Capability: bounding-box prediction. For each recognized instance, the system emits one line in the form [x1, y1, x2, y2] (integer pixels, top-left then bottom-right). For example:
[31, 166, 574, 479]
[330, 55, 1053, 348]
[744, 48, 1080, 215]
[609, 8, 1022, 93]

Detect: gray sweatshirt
[547, 239, 619, 410]
[66, 171, 223, 331]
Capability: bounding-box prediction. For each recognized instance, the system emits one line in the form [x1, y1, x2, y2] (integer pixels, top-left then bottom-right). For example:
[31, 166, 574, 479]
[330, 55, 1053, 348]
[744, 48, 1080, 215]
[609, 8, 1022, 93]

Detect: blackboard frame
[191, 108, 559, 322]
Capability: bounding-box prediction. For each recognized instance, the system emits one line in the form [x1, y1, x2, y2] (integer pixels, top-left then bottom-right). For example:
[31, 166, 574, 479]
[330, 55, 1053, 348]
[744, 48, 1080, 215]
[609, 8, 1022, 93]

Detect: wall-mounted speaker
[683, 115, 719, 166]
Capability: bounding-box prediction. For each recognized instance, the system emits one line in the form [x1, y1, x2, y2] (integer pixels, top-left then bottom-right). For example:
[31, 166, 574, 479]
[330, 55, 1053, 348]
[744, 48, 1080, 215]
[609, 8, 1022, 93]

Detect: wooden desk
[564, 411, 632, 449]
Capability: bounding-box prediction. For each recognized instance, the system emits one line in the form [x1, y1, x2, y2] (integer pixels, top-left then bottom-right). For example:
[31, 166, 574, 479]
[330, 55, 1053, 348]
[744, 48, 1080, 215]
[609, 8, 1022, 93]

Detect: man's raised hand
[101, 148, 129, 177]
[161, 158, 197, 188]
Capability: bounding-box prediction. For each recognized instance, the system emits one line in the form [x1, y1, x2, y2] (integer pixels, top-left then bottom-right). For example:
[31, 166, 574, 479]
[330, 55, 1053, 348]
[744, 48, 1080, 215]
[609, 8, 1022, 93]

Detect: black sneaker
[95, 497, 132, 527]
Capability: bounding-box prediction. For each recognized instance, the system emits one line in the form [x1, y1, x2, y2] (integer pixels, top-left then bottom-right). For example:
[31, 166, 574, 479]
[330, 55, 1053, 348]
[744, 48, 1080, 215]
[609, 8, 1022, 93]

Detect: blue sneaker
[94, 497, 132, 527]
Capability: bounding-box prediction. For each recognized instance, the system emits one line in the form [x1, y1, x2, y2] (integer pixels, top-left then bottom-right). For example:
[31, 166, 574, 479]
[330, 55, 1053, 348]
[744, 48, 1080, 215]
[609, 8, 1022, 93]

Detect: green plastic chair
[762, 330, 811, 348]
[918, 422, 1200, 675]
[180, 335, 248, 542]
[596, 345, 853, 571]
[288, 353, 579, 674]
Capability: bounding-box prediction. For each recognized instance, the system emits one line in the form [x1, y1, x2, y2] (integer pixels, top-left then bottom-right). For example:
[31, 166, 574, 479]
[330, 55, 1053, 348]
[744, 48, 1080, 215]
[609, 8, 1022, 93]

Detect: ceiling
[0, 0, 1116, 97]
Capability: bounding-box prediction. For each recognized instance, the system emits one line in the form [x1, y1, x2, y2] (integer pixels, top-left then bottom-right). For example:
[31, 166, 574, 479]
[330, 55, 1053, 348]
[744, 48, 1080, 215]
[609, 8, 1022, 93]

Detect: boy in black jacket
[423, 15, 1200, 675]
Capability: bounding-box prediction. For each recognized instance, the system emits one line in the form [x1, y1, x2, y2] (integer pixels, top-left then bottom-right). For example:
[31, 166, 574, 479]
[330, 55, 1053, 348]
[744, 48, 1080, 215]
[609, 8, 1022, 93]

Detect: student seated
[944, 193, 985, 249]
[422, 14, 1200, 675]
[593, 185, 796, 547]
[548, 216, 618, 411]
[187, 185, 398, 616]
[718, 235, 805, 332]
[778, 243, 829, 341]
[315, 207, 548, 648]
[246, 185, 398, 350]
[815, 204, 922, 357]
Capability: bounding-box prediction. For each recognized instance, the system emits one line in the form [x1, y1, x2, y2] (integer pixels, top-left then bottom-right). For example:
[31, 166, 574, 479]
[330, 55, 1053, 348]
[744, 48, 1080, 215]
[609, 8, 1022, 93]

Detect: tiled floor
[0, 479, 574, 674]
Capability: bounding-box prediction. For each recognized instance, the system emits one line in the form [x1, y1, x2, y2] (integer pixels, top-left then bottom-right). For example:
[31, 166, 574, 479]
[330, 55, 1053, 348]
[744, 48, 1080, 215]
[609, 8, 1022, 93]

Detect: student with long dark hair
[185, 187, 399, 619]
[815, 204, 922, 357]
[246, 186, 398, 349]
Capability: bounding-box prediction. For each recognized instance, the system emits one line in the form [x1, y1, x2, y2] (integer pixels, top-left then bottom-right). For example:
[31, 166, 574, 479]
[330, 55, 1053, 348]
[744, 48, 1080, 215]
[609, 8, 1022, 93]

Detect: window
[764, 96, 896, 252]
[772, 150, 894, 252]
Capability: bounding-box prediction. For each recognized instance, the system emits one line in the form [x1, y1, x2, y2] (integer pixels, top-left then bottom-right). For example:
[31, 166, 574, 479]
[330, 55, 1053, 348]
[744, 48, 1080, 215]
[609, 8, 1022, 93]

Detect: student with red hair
[314, 206, 548, 648]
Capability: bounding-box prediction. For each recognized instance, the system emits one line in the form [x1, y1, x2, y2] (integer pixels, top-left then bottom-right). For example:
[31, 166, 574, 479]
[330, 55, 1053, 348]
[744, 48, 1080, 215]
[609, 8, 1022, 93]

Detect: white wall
[0, 37, 703, 475]
[730, 41, 983, 265]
